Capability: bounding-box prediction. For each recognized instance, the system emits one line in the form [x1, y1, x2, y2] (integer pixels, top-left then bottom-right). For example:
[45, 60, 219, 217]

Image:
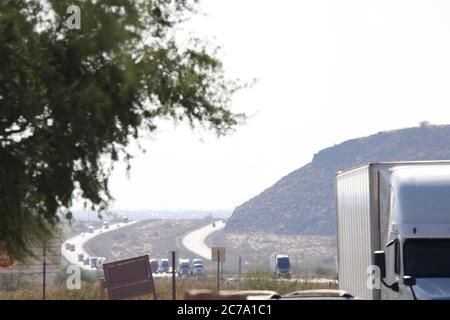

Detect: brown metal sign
[102, 255, 156, 300]
[211, 247, 226, 262]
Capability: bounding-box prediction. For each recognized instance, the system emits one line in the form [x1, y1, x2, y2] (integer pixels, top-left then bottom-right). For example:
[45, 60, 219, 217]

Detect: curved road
[61, 221, 136, 270]
[181, 220, 225, 260]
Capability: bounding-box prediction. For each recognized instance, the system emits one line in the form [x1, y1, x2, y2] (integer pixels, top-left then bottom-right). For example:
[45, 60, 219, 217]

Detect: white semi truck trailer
[336, 161, 450, 299]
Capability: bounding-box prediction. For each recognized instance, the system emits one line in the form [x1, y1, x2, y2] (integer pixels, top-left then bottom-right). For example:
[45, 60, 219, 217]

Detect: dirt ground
[206, 229, 336, 276]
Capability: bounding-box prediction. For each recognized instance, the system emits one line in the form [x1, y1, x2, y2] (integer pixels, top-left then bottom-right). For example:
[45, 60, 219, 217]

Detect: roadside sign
[102, 255, 156, 300]
[211, 247, 226, 262]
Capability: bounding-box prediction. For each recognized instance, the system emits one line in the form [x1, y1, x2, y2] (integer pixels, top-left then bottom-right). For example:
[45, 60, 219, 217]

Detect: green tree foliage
[0, 0, 244, 260]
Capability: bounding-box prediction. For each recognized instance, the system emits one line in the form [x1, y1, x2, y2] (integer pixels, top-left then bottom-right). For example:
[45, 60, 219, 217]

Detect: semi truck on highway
[97, 257, 106, 268]
[191, 259, 204, 276]
[178, 259, 191, 277]
[160, 258, 170, 273]
[90, 257, 98, 269]
[150, 259, 159, 273]
[336, 162, 450, 300]
[270, 254, 291, 277]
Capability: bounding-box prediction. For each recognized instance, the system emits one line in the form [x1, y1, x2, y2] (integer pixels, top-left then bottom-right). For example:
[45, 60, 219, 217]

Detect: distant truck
[103, 221, 109, 229]
[191, 259, 204, 276]
[178, 259, 191, 277]
[97, 257, 106, 268]
[270, 254, 291, 277]
[150, 259, 159, 273]
[88, 226, 94, 233]
[336, 162, 450, 300]
[160, 258, 170, 273]
[90, 257, 98, 269]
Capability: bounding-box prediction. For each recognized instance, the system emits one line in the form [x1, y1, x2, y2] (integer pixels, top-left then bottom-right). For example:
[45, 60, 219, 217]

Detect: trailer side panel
[336, 165, 374, 299]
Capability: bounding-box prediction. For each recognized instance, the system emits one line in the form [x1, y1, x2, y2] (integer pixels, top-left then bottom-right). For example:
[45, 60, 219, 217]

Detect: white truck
[160, 258, 170, 273]
[191, 258, 204, 276]
[336, 162, 450, 300]
[178, 259, 191, 277]
[97, 257, 106, 268]
[90, 257, 98, 269]
[150, 259, 159, 273]
[270, 254, 291, 277]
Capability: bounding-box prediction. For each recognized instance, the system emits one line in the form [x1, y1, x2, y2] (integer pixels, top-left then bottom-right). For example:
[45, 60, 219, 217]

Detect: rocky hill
[225, 124, 450, 235]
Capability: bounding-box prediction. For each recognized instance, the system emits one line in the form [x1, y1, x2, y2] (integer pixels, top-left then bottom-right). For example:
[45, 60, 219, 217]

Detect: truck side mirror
[374, 251, 386, 279]
[403, 275, 416, 286]
[403, 276, 417, 300]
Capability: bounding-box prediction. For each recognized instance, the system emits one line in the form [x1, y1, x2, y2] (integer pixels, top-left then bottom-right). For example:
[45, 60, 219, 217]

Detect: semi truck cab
[178, 259, 191, 277]
[160, 259, 170, 273]
[374, 166, 450, 300]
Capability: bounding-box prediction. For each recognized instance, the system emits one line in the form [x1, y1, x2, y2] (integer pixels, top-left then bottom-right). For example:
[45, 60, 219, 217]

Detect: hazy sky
[100, 0, 450, 212]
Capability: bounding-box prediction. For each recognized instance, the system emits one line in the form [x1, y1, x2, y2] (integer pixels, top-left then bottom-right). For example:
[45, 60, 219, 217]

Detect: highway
[181, 220, 225, 260]
[61, 220, 137, 271]
[62, 219, 336, 284]
[62, 221, 178, 277]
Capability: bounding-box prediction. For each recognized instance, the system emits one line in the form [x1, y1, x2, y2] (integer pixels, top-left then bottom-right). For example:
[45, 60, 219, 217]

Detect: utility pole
[171, 251, 176, 300]
[217, 253, 220, 292]
[238, 256, 242, 283]
[42, 243, 46, 300]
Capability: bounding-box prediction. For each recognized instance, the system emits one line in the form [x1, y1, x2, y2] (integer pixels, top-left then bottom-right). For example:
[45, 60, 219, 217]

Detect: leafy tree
[0, 0, 244, 260]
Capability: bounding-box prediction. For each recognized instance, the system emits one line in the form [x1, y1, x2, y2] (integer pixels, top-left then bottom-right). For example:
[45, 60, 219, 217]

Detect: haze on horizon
[75, 0, 450, 213]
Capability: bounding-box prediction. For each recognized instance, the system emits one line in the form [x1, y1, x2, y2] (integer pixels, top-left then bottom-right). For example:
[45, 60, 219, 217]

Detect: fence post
[238, 256, 242, 283]
[42, 243, 46, 300]
[171, 251, 176, 300]
[217, 253, 220, 292]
